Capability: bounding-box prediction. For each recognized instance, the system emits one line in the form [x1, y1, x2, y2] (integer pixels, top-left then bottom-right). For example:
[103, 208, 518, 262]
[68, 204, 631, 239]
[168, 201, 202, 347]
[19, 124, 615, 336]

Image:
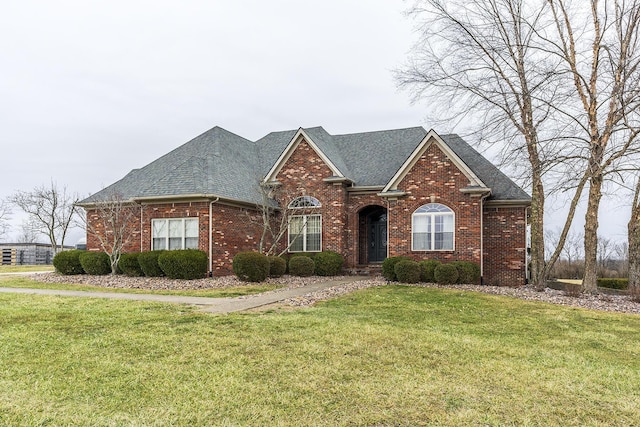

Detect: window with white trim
[288, 214, 322, 252]
[152, 218, 199, 250]
[287, 196, 322, 252]
[412, 203, 454, 251]
[288, 196, 321, 209]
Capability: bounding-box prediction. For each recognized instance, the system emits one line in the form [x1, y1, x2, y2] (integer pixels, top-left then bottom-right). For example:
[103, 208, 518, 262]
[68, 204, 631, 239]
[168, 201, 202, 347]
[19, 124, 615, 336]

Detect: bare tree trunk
[529, 172, 546, 290]
[629, 180, 640, 300]
[583, 175, 603, 293]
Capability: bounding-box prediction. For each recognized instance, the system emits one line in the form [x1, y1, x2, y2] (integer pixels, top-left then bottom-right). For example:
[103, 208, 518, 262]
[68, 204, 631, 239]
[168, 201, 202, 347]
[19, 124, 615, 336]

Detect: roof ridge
[333, 126, 427, 138]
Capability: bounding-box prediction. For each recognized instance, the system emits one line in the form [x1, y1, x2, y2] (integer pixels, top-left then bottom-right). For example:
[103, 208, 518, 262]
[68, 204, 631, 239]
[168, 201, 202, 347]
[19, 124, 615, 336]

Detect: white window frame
[411, 203, 455, 251]
[288, 196, 322, 209]
[151, 218, 199, 250]
[288, 214, 322, 252]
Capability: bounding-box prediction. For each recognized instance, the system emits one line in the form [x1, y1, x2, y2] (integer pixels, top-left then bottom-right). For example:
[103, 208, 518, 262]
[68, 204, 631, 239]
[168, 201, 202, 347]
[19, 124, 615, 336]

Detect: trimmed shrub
[451, 261, 481, 284]
[53, 250, 85, 275]
[434, 263, 459, 285]
[597, 278, 628, 290]
[79, 251, 111, 275]
[289, 256, 315, 277]
[419, 260, 441, 283]
[138, 250, 166, 277]
[381, 256, 412, 281]
[267, 256, 287, 278]
[313, 251, 345, 276]
[118, 253, 144, 277]
[233, 252, 270, 282]
[158, 249, 208, 280]
[394, 259, 422, 284]
[285, 253, 316, 274]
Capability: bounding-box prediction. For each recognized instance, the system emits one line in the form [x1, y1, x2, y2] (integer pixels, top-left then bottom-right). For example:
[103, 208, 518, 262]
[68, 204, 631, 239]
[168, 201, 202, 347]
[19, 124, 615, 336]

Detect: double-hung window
[288, 196, 322, 252]
[412, 203, 454, 251]
[152, 218, 199, 250]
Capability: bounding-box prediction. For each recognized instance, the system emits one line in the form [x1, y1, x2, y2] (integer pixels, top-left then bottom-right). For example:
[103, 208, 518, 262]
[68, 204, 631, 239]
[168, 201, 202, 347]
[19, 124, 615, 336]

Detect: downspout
[479, 192, 490, 286]
[140, 205, 144, 252]
[385, 198, 391, 259]
[209, 197, 219, 277]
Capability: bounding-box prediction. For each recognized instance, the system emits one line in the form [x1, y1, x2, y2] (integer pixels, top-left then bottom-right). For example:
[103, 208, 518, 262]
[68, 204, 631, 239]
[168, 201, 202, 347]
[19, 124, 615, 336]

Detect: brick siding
[483, 206, 528, 286]
[86, 137, 528, 285]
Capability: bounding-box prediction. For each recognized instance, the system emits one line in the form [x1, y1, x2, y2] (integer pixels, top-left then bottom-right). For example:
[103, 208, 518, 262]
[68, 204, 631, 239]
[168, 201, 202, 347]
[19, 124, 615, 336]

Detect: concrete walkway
[0, 276, 368, 314]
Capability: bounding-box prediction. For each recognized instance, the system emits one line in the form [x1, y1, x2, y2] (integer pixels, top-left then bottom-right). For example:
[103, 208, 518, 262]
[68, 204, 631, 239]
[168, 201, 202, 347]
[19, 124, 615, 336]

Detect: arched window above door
[288, 196, 321, 209]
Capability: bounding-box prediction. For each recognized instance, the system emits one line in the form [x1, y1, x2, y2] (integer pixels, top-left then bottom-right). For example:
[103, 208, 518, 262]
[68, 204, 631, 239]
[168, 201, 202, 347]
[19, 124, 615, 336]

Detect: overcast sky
[0, 0, 630, 245]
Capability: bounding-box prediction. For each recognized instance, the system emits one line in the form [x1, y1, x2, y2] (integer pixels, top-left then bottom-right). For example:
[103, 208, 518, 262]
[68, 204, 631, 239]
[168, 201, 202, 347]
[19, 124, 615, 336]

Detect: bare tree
[629, 178, 640, 299]
[545, 0, 640, 293]
[614, 241, 629, 277]
[397, 0, 585, 290]
[249, 182, 319, 256]
[10, 182, 79, 253]
[17, 219, 40, 244]
[597, 235, 615, 276]
[0, 199, 11, 242]
[398, 0, 640, 292]
[79, 191, 141, 274]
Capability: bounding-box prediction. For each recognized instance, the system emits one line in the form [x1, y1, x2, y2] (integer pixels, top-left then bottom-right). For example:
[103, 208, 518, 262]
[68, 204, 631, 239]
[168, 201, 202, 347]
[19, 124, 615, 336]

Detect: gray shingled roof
[441, 134, 531, 201]
[81, 126, 264, 204]
[333, 127, 428, 187]
[80, 125, 530, 205]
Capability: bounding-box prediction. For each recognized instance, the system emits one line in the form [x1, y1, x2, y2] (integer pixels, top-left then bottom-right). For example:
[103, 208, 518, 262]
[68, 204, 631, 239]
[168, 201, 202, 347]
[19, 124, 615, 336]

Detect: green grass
[0, 285, 639, 426]
[0, 265, 54, 273]
[0, 276, 281, 298]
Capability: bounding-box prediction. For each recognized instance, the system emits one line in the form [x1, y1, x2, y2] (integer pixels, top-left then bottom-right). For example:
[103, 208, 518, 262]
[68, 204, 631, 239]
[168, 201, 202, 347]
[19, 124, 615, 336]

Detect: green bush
[419, 260, 441, 283]
[285, 253, 316, 274]
[79, 251, 112, 275]
[381, 256, 412, 281]
[289, 256, 315, 277]
[53, 250, 85, 275]
[158, 249, 208, 280]
[394, 260, 422, 284]
[313, 251, 345, 276]
[434, 263, 459, 285]
[138, 250, 166, 277]
[233, 252, 270, 282]
[118, 253, 144, 277]
[597, 278, 628, 290]
[267, 256, 287, 278]
[451, 261, 481, 284]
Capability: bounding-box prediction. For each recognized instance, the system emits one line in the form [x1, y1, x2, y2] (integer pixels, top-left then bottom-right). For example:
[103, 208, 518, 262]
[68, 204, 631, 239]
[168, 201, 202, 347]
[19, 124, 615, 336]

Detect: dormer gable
[380, 129, 491, 197]
[263, 128, 347, 184]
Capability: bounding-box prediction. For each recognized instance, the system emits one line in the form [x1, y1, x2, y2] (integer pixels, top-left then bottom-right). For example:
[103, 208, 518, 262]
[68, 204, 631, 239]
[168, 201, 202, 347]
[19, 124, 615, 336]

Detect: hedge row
[232, 251, 345, 282]
[53, 249, 208, 280]
[597, 278, 628, 290]
[381, 256, 481, 285]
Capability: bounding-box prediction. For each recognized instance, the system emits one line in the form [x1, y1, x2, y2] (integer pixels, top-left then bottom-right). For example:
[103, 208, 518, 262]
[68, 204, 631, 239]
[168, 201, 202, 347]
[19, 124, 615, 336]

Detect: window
[412, 203, 454, 251]
[152, 218, 199, 250]
[288, 214, 322, 252]
[288, 196, 321, 209]
[287, 195, 321, 252]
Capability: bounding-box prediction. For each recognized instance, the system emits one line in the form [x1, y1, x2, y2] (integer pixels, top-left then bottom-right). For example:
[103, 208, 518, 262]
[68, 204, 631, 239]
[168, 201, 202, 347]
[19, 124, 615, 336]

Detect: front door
[368, 212, 387, 263]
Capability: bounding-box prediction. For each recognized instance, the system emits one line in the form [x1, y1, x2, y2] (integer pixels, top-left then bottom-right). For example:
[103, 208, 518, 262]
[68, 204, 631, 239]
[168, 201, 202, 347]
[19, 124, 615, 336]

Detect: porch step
[347, 264, 383, 276]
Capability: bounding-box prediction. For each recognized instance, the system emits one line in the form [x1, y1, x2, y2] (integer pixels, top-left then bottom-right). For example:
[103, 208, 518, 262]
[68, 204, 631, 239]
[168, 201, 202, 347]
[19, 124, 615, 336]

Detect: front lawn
[0, 276, 281, 298]
[0, 286, 638, 426]
[0, 265, 54, 273]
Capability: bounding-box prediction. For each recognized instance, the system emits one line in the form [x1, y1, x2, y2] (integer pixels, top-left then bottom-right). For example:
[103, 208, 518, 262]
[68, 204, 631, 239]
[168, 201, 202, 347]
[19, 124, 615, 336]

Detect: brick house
[79, 125, 531, 286]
